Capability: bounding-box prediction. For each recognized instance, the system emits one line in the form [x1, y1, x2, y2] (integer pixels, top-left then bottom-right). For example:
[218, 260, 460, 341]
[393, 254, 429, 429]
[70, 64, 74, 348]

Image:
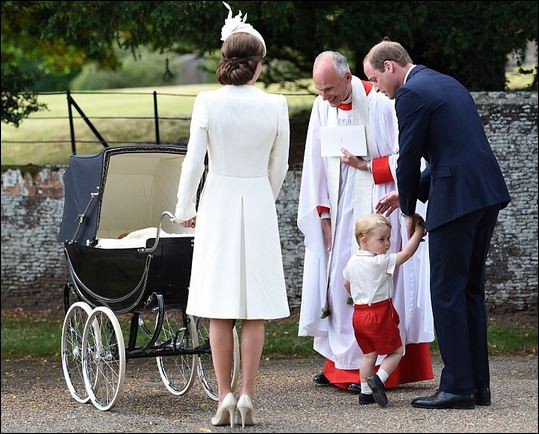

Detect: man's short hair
[314, 51, 351, 78]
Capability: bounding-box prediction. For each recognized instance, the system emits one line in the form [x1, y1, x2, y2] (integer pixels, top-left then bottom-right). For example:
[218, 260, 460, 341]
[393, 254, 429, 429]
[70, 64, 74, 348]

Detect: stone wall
[1, 91, 537, 313]
[476, 92, 538, 312]
[1, 167, 66, 310]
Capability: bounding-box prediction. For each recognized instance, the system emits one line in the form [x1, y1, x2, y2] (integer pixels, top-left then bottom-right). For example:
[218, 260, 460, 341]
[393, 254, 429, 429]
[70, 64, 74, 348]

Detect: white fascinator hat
[220, 1, 266, 57]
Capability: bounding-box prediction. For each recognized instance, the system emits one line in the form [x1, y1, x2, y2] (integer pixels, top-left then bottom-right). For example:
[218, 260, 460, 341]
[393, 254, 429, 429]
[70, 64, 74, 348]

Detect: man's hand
[375, 190, 400, 216]
[321, 218, 332, 251]
[340, 148, 369, 171]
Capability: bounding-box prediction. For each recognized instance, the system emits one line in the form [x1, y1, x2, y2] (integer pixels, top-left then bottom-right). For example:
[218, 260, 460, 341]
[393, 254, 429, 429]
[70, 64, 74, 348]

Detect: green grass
[0, 313, 314, 359]
[485, 322, 537, 355]
[427, 322, 537, 356]
[1, 82, 316, 165]
[1, 316, 64, 358]
[1, 311, 536, 360]
[263, 316, 315, 358]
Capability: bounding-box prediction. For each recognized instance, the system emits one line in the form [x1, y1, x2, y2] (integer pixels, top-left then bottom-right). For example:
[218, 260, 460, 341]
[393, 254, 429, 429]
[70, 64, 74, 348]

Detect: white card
[320, 125, 367, 157]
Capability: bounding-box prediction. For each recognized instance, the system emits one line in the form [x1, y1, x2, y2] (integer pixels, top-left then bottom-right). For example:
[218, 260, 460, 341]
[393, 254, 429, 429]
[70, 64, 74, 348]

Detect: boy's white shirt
[343, 250, 397, 305]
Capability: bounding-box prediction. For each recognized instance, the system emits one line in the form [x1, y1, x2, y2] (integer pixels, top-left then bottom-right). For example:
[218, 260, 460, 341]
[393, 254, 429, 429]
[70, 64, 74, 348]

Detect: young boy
[343, 213, 426, 407]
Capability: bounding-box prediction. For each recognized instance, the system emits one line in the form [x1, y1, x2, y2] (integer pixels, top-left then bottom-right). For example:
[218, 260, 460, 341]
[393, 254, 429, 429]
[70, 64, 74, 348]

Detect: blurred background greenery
[2, 1, 537, 129]
[2, 1, 537, 165]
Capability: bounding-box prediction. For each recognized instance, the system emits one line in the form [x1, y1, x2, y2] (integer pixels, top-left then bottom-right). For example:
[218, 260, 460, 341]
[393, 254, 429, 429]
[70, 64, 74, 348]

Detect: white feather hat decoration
[220, 1, 266, 57]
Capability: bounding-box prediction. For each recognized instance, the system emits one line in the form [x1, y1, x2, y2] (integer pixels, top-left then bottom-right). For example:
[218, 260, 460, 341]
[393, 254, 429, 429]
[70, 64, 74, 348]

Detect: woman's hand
[174, 217, 196, 228]
[375, 190, 400, 216]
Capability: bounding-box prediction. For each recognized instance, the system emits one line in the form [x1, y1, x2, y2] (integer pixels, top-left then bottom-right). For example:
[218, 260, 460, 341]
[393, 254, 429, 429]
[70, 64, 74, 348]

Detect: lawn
[0, 310, 315, 359]
[1, 82, 316, 165]
[1, 310, 536, 359]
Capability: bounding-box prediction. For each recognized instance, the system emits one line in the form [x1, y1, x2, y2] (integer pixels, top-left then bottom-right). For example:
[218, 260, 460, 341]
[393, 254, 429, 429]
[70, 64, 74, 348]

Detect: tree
[253, 1, 538, 91]
[2, 1, 537, 126]
[1, 64, 46, 127]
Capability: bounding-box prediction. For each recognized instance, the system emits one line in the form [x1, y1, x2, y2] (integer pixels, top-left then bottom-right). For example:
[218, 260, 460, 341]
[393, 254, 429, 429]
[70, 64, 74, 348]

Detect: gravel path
[1, 354, 537, 433]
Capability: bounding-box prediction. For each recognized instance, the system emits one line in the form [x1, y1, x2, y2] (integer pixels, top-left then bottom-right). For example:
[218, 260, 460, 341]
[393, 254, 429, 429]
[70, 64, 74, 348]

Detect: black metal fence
[3, 89, 312, 157]
[3, 90, 198, 155]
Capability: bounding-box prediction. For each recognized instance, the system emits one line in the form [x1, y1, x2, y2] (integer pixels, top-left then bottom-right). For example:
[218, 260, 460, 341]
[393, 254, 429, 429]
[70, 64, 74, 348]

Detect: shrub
[70, 49, 208, 90]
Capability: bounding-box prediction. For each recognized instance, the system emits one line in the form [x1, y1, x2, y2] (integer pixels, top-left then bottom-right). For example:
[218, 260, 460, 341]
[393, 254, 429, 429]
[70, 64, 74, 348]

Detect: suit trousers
[428, 204, 500, 395]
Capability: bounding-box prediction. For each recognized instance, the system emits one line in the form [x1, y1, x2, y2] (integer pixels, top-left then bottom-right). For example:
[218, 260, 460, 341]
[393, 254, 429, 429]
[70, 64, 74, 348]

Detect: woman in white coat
[174, 7, 290, 428]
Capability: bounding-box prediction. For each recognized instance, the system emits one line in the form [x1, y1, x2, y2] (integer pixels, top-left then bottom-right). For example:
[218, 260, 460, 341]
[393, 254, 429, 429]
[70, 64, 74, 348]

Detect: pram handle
[137, 211, 176, 254]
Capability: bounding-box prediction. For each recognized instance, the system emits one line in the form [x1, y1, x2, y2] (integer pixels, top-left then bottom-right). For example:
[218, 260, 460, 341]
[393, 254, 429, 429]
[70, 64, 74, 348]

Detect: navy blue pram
[58, 145, 239, 411]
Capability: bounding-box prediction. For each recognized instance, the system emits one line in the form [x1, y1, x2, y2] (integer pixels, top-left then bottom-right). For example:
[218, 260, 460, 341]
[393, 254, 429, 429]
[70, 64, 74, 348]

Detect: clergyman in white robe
[298, 76, 434, 388]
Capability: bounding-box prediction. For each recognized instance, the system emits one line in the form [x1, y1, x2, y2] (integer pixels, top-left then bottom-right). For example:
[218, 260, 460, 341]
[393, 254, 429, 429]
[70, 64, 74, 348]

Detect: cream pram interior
[92, 152, 195, 249]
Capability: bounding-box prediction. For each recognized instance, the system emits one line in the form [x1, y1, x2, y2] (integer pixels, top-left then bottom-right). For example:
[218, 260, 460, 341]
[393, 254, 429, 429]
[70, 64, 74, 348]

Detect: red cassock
[323, 343, 433, 389]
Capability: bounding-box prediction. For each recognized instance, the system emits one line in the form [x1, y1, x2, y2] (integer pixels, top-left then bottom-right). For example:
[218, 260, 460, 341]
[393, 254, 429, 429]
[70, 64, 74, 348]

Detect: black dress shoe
[366, 375, 388, 407]
[411, 391, 475, 409]
[313, 372, 330, 386]
[475, 387, 491, 406]
[358, 393, 375, 405]
[347, 383, 362, 394]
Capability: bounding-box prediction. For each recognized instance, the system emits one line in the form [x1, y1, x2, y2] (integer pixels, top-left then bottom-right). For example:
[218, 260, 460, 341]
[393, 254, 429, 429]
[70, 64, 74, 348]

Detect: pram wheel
[193, 317, 240, 401]
[82, 306, 126, 411]
[156, 307, 197, 395]
[61, 301, 93, 403]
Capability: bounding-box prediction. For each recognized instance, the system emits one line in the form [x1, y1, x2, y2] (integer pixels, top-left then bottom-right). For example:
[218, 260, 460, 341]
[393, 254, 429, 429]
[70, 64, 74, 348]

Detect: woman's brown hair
[216, 32, 264, 85]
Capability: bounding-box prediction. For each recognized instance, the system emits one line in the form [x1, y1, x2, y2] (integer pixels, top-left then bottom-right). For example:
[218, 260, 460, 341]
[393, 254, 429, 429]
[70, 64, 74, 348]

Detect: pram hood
[57, 145, 187, 245]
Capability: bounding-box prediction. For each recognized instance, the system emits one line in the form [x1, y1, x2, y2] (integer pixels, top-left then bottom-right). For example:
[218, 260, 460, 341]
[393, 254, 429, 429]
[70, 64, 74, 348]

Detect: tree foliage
[2, 1, 537, 125]
[1, 63, 47, 127]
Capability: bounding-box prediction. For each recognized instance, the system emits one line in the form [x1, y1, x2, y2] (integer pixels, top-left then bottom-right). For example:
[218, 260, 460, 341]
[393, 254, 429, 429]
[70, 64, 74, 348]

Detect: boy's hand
[414, 214, 427, 237]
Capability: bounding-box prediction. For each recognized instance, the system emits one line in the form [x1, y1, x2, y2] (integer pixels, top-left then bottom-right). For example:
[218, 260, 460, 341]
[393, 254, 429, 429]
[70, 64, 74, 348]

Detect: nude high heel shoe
[211, 392, 236, 427]
[236, 394, 255, 428]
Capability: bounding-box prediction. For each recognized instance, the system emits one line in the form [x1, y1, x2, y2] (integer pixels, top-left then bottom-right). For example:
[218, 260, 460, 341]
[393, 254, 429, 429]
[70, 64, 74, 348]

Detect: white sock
[361, 381, 372, 394]
[377, 369, 389, 384]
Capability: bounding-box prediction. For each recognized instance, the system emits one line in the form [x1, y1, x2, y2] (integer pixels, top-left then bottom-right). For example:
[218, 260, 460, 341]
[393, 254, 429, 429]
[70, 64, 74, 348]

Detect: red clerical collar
[337, 102, 352, 111]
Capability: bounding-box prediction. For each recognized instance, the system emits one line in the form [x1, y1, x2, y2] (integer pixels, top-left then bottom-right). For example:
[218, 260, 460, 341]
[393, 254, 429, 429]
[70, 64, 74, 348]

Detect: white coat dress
[175, 85, 290, 320]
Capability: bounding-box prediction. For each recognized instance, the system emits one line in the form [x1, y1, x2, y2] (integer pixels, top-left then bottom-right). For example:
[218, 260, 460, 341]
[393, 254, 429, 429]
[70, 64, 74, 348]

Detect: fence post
[153, 91, 160, 145]
[66, 90, 77, 155]
[67, 94, 108, 148]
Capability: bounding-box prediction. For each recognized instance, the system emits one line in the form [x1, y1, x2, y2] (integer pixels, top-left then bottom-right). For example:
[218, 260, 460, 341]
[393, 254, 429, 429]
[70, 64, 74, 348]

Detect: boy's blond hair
[354, 213, 392, 241]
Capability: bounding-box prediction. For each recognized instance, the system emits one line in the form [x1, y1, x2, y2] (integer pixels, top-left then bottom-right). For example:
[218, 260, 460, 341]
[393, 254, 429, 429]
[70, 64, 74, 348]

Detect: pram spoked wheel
[82, 306, 126, 411]
[61, 301, 93, 403]
[155, 307, 197, 396]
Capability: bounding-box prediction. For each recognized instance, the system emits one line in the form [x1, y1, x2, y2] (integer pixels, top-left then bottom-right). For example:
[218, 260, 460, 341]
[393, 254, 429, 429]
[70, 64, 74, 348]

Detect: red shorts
[352, 299, 402, 355]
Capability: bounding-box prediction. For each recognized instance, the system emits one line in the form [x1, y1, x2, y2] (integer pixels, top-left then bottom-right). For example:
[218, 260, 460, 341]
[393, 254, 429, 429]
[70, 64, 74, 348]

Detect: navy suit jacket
[396, 65, 511, 231]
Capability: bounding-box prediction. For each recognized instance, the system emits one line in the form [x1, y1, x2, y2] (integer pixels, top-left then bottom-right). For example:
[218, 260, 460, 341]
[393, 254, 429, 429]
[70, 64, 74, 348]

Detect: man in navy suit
[363, 40, 511, 409]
